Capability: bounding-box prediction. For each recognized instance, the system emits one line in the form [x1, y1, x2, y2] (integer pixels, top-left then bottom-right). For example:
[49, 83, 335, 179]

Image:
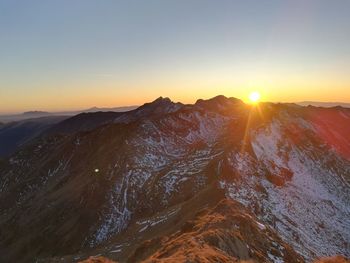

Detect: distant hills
[22, 111, 51, 116]
[0, 106, 138, 157]
[297, 101, 350, 108]
[0, 106, 138, 123]
[2, 102, 349, 124]
[0, 115, 68, 157]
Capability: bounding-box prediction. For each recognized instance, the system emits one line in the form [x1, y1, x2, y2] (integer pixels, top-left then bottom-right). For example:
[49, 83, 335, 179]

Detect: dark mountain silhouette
[22, 111, 52, 116]
[0, 116, 68, 157]
[48, 98, 181, 135]
[298, 101, 350, 108]
[0, 96, 349, 263]
[48, 112, 125, 135]
[0, 106, 139, 157]
[0, 106, 138, 124]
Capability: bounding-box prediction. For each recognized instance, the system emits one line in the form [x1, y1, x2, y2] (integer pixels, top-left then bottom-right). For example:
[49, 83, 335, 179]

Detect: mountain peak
[195, 95, 243, 113]
[149, 96, 173, 106]
[137, 96, 183, 116]
[196, 95, 242, 105]
[154, 96, 171, 102]
[114, 96, 183, 123]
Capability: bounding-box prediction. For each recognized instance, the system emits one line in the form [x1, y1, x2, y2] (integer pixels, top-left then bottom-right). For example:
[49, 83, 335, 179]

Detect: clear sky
[1, 0, 350, 113]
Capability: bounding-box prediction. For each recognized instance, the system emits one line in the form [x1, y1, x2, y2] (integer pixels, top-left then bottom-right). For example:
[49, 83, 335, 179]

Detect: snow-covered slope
[221, 111, 350, 260]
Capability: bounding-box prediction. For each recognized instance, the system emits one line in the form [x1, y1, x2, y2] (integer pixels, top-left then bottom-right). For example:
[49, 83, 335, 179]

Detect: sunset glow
[0, 1, 349, 113]
[249, 92, 261, 104]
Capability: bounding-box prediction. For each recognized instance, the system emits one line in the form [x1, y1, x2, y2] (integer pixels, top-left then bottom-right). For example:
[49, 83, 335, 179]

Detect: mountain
[22, 111, 52, 116]
[113, 97, 183, 124]
[298, 101, 350, 108]
[0, 106, 139, 157]
[46, 98, 180, 135]
[82, 106, 138, 113]
[47, 112, 125, 135]
[0, 96, 349, 262]
[0, 112, 54, 123]
[0, 116, 69, 157]
[0, 106, 138, 123]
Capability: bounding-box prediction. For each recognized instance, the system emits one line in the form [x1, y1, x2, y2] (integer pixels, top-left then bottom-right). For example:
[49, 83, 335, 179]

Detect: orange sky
[2, 68, 349, 114]
[1, 1, 350, 113]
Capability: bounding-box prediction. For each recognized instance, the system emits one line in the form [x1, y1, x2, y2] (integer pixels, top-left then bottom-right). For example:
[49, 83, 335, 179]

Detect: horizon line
[1, 96, 350, 116]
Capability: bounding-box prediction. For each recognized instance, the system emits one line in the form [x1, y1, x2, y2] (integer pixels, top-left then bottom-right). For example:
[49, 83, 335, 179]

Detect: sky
[0, 0, 350, 113]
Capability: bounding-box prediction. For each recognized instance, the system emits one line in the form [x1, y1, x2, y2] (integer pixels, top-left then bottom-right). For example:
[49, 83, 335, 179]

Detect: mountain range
[0, 96, 349, 262]
[0, 106, 138, 123]
[297, 101, 350, 108]
[0, 106, 138, 158]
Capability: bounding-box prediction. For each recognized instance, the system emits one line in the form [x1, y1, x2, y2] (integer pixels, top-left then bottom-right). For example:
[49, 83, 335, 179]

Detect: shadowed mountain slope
[0, 116, 68, 157]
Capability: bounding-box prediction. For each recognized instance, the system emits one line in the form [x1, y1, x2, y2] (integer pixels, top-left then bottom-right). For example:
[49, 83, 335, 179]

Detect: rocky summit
[0, 96, 349, 262]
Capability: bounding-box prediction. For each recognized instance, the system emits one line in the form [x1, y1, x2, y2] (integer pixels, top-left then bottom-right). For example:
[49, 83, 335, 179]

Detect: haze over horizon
[1, 0, 350, 113]
[2, 96, 350, 116]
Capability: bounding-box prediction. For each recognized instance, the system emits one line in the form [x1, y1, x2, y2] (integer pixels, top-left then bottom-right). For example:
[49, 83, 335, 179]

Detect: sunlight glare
[249, 91, 261, 104]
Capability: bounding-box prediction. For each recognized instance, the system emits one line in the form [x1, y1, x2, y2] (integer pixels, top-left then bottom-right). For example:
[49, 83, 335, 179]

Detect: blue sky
[0, 0, 349, 113]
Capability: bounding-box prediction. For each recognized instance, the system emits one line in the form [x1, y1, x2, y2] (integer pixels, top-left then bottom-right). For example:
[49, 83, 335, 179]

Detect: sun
[248, 91, 261, 104]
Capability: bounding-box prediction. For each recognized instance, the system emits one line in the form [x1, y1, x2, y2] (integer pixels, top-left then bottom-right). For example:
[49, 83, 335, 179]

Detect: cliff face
[0, 96, 349, 262]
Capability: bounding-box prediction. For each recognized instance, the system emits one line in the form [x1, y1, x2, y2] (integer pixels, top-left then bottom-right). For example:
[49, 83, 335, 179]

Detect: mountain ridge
[0, 95, 349, 262]
[297, 101, 350, 108]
